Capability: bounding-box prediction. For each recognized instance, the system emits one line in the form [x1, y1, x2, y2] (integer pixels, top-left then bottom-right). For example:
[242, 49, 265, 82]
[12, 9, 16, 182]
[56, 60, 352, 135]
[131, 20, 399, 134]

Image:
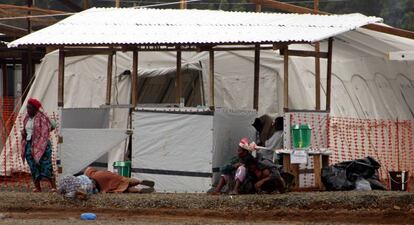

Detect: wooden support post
[58, 49, 65, 107]
[131, 50, 138, 108]
[326, 37, 333, 112]
[209, 50, 215, 109]
[176, 49, 182, 104]
[283, 46, 289, 111]
[83, 0, 90, 9]
[180, 0, 187, 9]
[255, 0, 262, 12]
[105, 52, 114, 105]
[253, 44, 260, 111]
[27, 0, 32, 33]
[115, 0, 120, 7]
[313, 154, 322, 190]
[315, 43, 321, 110]
[314, 0, 321, 110]
[2, 64, 7, 96]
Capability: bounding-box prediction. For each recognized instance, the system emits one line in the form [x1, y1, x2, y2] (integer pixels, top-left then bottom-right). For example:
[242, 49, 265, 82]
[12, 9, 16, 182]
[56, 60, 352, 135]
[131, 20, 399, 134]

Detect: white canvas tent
[2, 24, 414, 191]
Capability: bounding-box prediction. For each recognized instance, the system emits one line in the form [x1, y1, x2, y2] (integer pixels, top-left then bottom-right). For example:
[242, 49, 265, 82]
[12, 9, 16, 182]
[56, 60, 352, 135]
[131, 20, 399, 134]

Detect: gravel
[0, 191, 413, 224]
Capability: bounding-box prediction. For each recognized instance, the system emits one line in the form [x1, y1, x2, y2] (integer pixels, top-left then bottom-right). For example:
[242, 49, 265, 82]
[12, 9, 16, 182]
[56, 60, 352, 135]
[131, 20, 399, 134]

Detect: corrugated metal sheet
[8, 8, 382, 47]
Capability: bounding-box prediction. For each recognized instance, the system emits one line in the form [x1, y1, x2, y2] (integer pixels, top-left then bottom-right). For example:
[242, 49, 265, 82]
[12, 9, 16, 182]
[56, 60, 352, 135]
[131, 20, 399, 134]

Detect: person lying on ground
[245, 158, 286, 194]
[84, 167, 155, 193]
[20, 98, 57, 192]
[57, 175, 98, 200]
[210, 138, 256, 195]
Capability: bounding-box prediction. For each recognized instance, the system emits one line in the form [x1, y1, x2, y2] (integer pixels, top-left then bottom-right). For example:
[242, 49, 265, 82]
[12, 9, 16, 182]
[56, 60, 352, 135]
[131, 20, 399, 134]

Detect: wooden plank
[105, 52, 114, 105]
[285, 50, 328, 58]
[253, 44, 260, 110]
[255, 0, 414, 40]
[315, 43, 321, 110]
[209, 50, 215, 109]
[283, 46, 289, 111]
[364, 24, 414, 40]
[176, 49, 182, 104]
[326, 37, 333, 112]
[131, 50, 138, 107]
[313, 154, 322, 190]
[0, 4, 66, 14]
[58, 49, 65, 107]
[2, 64, 7, 96]
[252, 0, 318, 14]
[65, 51, 112, 57]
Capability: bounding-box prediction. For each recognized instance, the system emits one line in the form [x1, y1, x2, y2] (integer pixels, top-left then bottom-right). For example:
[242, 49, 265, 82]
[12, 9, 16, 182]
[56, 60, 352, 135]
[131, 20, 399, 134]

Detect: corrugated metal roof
[8, 8, 382, 47]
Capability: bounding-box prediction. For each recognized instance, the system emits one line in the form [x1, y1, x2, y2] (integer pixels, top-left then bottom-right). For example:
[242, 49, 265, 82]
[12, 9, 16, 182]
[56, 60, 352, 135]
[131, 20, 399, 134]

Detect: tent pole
[58, 48, 65, 107]
[314, 0, 321, 110]
[326, 37, 333, 112]
[283, 45, 289, 112]
[176, 48, 182, 105]
[209, 50, 215, 109]
[105, 52, 114, 105]
[254, 44, 260, 111]
[131, 50, 138, 108]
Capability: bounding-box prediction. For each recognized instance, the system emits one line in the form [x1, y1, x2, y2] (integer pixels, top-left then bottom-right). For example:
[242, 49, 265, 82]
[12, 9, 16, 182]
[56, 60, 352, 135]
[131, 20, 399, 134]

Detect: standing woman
[21, 98, 56, 192]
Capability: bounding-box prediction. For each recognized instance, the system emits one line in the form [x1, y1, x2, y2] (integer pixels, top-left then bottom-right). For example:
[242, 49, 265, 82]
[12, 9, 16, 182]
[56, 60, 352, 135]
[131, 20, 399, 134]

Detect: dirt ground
[0, 191, 413, 224]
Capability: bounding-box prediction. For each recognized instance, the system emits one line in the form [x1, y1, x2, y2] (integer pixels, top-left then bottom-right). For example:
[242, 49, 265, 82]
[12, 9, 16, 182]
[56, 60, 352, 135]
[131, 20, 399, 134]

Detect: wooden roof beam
[0, 22, 28, 37]
[0, 4, 67, 14]
[56, 0, 82, 12]
[251, 0, 414, 40]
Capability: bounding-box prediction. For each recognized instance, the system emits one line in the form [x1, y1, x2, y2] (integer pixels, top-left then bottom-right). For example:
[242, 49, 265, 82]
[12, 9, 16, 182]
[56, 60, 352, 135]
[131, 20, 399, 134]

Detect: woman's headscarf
[28, 98, 42, 110]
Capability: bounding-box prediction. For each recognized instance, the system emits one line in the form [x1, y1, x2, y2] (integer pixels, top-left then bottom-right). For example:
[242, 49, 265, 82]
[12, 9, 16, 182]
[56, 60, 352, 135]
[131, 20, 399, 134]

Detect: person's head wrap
[28, 98, 42, 110]
[239, 138, 257, 152]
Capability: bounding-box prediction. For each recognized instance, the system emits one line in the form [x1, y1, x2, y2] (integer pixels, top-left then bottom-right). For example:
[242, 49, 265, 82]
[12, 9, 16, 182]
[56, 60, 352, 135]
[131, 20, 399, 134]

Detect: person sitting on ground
[245, 158, 286, 194]
[57, 175, 98, 199]
[84, 167, 155, 193]
[211, 138, 256, 195]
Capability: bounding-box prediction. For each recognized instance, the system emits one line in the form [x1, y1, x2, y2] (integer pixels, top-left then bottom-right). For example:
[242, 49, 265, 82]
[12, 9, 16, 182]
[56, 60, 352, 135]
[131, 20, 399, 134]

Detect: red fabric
[21, 112, 51, 164]
[28, 98, 42, 110]
[239, 138, 250, 149]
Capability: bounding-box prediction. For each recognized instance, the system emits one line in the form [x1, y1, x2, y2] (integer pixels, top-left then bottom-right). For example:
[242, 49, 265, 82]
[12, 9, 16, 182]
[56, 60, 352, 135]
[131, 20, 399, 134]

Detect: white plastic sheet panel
[61, 128, 128, 176]
[212, 108, 257, 184]
[132, 111, 213, 193]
